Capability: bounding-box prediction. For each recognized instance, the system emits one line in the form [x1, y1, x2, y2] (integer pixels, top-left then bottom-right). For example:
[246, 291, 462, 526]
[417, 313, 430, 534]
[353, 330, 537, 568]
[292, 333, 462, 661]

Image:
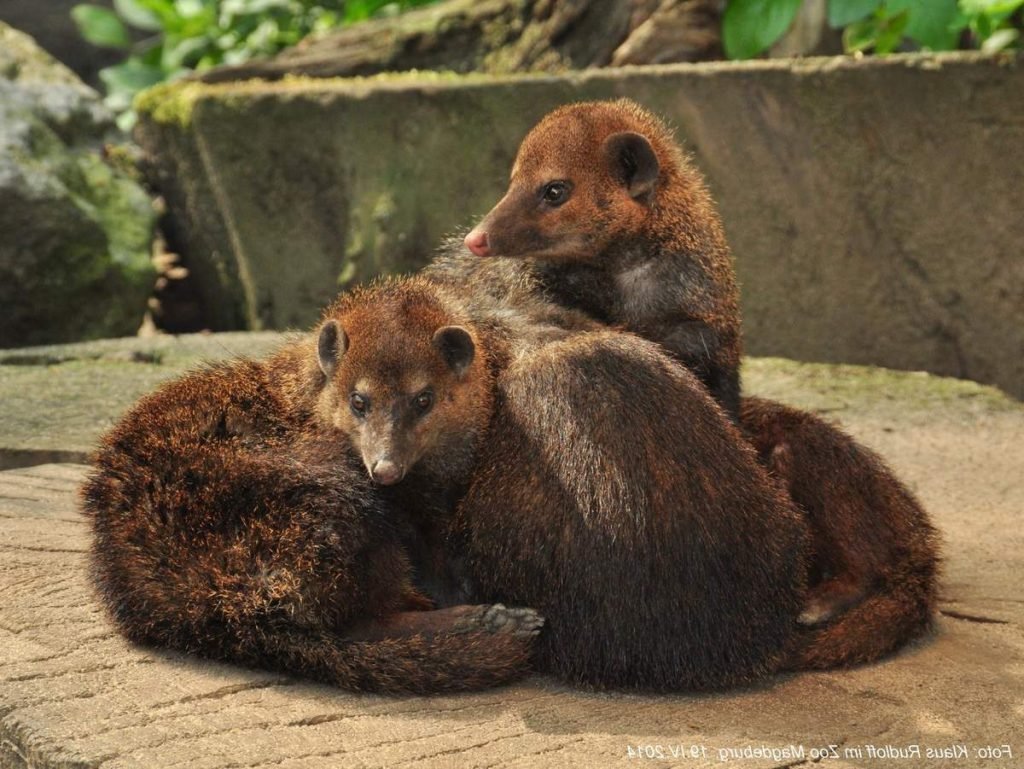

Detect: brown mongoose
[456, 98, 939, 667]
[463, 99, 742, 419]
[324, 272, 811, 691]
[81, 279, 544, 694]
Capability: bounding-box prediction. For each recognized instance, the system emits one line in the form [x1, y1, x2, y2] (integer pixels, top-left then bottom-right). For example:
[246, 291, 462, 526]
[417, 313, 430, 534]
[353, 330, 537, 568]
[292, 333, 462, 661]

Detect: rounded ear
[432, 326, 475, 377]
[604, 131, 660, 201]
[317, 320, 349, 377]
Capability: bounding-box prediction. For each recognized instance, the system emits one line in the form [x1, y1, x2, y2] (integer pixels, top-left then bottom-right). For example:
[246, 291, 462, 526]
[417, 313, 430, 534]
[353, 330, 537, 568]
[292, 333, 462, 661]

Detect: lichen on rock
[0, 21, 156, 347]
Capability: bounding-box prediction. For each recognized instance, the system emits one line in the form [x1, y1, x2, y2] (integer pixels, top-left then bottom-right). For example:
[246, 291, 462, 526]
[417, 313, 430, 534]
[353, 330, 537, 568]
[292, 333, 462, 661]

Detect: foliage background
[71, 0, 438, 127]
[75, 0, 1024, 128]
[724, 0, 1023, 59]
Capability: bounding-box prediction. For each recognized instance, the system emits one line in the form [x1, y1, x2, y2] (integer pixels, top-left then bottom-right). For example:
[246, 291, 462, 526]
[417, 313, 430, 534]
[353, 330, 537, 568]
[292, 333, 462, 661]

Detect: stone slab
[1, 342, 1022, 767]
[0, 332, 287, 468]
[135, 52, 1024, 399]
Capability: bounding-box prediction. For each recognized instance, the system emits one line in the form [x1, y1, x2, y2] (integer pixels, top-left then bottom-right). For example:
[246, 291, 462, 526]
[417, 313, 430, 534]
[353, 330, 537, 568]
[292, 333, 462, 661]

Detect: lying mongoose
[82, 279, 544, 694]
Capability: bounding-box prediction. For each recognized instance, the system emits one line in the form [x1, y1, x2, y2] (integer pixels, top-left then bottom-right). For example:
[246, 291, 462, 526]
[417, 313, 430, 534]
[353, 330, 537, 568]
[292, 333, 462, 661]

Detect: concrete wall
[135, 53, 1024, 398]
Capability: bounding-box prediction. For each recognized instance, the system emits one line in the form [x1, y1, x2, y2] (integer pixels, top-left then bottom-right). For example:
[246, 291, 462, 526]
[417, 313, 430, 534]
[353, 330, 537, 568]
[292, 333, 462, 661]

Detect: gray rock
[0, 21, 156, 348]
[0, 0, 124, 88]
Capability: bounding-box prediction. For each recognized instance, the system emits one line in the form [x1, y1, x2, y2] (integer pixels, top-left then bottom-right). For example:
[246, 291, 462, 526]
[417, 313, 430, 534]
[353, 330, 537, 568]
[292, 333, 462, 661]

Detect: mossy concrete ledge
[134, 53, 1024, 399]
[1, 333, 1022, 767]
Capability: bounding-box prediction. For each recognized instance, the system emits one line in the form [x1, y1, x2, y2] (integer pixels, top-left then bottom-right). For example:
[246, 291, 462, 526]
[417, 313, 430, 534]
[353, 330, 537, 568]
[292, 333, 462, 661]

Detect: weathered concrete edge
[138, 51, 1019, 108]
[133, 51, 1024, 397]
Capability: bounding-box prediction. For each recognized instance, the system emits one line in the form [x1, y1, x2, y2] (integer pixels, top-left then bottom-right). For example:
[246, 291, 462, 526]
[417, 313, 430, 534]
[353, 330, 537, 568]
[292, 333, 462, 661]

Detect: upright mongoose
[455, 98, 939, 668]
[464, 99, 741, 419]
[82, 279, 544, 694]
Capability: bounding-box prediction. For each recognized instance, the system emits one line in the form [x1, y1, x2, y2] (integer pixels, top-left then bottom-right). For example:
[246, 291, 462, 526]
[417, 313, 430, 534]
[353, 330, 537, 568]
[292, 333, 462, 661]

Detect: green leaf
[343, 0, 375, 23]
[980, 25, 1020, 50]
[195, 53, 222, 70]
[974, 12, 995, 36]
[312, 10, 340, 33]
[131, 0, 185, 33]
[174, 0, 207, 19]
[961, 0, 1024, 14]
[234, 0, 293, 13]
[113, 0, 162, 30]
[723, 0, 804, 59]
[842, 8, 910, 53]
[138, 40, 166, 66]
[71, 4, 132, 48]
[827, 0, 883, 28]
[115, 109, 138, 132]
[889, 0, 960, 50]
[99, 57, 167, 112]
[843, 17, 879, 51]
[873, 9, 910, 52]
[162, 35, 213, 68]
[179, 5, 219, 36]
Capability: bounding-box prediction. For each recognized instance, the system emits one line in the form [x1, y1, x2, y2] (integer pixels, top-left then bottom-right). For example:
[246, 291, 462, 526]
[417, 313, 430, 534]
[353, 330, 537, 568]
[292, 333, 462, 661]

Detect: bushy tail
[739, 396, 941, 671]
[247, 615, 539, 694]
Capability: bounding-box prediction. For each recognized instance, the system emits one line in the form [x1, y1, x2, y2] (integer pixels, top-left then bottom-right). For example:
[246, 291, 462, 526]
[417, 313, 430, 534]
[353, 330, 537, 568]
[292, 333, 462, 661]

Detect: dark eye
[541, 181, 571, 207]
[349, 393, 368, 417]
[413, 390, 434, 415]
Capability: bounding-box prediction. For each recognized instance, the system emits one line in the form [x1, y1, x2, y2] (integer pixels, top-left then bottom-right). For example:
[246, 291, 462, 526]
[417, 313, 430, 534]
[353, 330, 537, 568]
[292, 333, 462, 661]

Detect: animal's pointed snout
[370, 459, 404, 486]
[464, 229, 490, 257]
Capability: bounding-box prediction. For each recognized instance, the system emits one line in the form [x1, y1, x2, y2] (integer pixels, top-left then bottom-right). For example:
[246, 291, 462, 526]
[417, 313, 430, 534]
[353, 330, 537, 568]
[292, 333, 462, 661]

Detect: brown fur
[741, 399, 939, 668]
[458, 98, 940, 668]
[464, 98, 741, 418]
[450, 329, 808, 690]
[420, 261, 810, 688]
[81, 279, 543, 694]
[333, 271, 811, 690]
[86, 270, 810, 692]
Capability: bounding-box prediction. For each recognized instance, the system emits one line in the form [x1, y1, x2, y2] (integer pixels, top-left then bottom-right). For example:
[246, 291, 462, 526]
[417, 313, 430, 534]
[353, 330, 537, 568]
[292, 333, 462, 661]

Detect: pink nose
[370, 460, 403, 486]
[464, 229, 490, 257]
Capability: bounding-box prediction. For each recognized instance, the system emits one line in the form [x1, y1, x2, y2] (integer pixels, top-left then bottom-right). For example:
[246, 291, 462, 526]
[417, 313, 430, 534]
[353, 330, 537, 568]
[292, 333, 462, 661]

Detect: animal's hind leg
[741, 397, 925, 629]
[765, 439, 870, 626]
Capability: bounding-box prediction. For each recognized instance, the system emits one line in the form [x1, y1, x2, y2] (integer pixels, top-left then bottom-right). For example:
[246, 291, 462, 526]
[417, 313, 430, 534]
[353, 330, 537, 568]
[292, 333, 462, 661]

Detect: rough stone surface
[0, 22, 156, 349]
[0, 335, 1021, 767]
[0, 0, 123, 88]
[0, 332, 286, 468]
[135, 52, 1024, 399]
